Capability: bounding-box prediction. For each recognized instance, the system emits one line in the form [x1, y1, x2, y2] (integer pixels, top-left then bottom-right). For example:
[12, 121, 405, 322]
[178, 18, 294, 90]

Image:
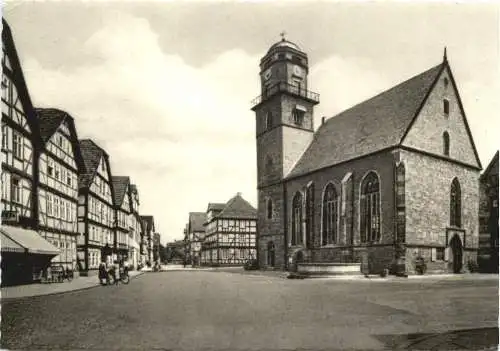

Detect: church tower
[251, 34, 320, 269]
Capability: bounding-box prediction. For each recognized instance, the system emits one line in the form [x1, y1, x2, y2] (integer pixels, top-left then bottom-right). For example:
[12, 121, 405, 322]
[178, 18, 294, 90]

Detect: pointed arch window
[450, 178, 461, 227]
[322, 183, 339, 245]
[305, 183, 315, 248]
[266, 198, 273, 219]
[360, 172, 381, 243]
[292, 192, 303, 246]
[443, 131, 450, 156]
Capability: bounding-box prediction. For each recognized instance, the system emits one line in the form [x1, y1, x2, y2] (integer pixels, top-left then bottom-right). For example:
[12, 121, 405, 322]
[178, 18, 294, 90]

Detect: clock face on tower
[293, 65, 303, 77]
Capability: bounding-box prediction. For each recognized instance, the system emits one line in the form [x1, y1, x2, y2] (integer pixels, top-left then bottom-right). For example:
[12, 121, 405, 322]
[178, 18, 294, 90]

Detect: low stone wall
[297, 262, 362, 276]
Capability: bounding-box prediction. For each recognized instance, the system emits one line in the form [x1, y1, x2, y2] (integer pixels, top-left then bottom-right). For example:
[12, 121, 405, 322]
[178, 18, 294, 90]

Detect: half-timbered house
[201, 193, 257, 266]
[112, 176, 131, 261]
[77, 139, 116, 275]
[187, 212, 205, 266]
[1, 19, 59, 286]
[128, 183, 142, 269]
[36, 108, 84, 273]
[478, 151, 499, 273]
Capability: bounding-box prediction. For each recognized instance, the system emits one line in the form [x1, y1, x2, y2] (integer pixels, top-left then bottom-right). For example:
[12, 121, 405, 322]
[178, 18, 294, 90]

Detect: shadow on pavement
[373, 327, 498, 350]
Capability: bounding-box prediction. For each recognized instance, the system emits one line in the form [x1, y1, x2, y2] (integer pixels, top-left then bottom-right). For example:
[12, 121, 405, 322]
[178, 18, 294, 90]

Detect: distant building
[201, 193, 257, 266]
[153, 232, 161, 262]
[187, 212, 205, 266]
[77, 139, 115, 275]
[141, 215, 155, 265]
[478, 151, 499, 272]
[128, 184, 142, 268]
[36, 108, 84, 273]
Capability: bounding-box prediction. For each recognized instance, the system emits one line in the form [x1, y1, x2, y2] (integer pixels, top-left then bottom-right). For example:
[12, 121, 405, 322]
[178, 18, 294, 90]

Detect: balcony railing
[251, 82, 320, 107]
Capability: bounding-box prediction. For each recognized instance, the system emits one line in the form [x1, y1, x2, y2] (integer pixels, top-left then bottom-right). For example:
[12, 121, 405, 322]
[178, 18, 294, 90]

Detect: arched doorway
[267, 241, 275, 267]
[450, 235, 463, 273]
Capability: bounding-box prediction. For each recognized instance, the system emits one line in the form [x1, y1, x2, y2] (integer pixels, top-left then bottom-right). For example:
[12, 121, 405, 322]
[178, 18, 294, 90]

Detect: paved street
[1, 270, 498, 350]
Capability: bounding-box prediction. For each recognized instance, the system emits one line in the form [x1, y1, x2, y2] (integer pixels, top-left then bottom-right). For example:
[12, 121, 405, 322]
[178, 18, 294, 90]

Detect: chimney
[321, 116, 326, 125]
[236, 192, 242, 197]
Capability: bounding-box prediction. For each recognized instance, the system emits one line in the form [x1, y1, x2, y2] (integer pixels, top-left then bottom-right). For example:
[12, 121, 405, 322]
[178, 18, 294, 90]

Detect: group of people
[98, 259, 129, 285]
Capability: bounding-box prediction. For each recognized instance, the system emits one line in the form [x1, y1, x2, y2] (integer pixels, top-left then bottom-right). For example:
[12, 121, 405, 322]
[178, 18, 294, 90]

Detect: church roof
[287, 62, 445, 178]
[112, 176, 130, 207]
[216, 193, 257, 219]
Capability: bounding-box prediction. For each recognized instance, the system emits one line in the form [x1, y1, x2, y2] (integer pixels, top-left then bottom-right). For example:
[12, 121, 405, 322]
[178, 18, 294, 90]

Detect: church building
[252, 37, 482, 275]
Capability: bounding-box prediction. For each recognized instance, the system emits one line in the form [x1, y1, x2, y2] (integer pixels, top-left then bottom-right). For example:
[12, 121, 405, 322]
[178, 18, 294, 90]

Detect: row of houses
[183, 193, 258, 266]
[1, 19, 160, 285]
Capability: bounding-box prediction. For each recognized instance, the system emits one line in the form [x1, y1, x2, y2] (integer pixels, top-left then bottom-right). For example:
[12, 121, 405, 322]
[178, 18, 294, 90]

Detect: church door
[450, 234, 463, 273]
[267, 241, 275, 267]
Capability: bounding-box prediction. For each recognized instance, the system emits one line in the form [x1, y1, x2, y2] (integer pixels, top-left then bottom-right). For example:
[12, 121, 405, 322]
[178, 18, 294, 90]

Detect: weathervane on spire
[280, 30, 287, 41]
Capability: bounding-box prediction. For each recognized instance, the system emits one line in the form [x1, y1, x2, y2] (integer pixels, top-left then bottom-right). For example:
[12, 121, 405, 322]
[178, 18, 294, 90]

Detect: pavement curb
[0, 272, 145, 303]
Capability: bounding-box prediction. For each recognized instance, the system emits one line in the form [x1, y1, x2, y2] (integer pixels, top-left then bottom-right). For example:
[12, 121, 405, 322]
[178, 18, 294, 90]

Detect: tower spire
[443, 46, 448, 62]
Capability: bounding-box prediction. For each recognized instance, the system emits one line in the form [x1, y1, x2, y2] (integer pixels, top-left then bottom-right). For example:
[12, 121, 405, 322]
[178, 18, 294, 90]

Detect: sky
[3, 1, 499, 245]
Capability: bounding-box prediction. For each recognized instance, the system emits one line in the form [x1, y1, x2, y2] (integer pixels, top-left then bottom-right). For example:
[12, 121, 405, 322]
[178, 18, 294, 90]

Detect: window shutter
[444, 247, 450, 261]
[431, 248, 436, 262]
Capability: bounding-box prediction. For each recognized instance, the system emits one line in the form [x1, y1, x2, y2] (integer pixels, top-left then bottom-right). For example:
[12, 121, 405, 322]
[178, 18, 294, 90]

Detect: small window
[47, 159, 54, 177]
[265, 110, 273, 130]
[11, 177, 21, 203]
[12, 132, 23, 159]
[293, 109, 305, 125]
[444, 77, 449, 87]
[1, 124, 7, 150]
[267, 198, 273, 219]
[58, 135, 63, 147]
[443, 99, 449, 115]
[436, 248, 445, 261]
[443, 132, 450, 156]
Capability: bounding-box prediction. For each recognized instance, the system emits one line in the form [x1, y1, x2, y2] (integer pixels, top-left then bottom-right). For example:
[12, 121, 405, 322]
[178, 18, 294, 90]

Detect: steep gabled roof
[112, 176, 130, 208]
[481, 151, 499, 181]
[78, 139, 107, 190]
[207, 203, 225, 212]
[287, 62, 445, 178]
[35, 108, 65, 142]
[216, 193, 257, 219]
[2, 19, 41, 145]
[35, 108, 85, 172]
[188, 212, 206, 232]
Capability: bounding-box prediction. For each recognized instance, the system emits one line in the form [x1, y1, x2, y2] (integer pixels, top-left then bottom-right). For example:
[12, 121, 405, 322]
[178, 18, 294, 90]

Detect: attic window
[58, 135, 63, 147]
[443, 99, 450, 116]
[444, 77, 449, 87]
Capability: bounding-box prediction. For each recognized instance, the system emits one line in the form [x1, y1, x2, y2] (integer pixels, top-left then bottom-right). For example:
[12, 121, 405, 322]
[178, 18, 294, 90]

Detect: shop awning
[0, 225, 60, 256]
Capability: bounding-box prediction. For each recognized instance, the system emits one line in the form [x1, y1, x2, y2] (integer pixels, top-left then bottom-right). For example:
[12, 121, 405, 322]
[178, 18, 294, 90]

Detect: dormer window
[443, 99, 450, 116]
